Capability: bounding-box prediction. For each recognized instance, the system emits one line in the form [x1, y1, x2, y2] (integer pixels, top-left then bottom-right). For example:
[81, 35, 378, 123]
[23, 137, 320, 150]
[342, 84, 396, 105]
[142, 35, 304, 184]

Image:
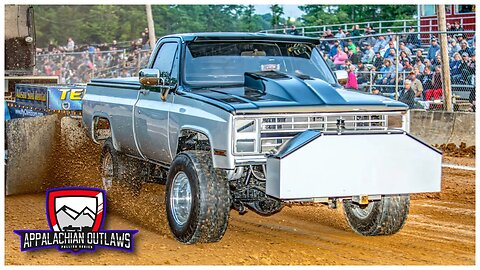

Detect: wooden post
[437, 4, 453, 111]
[146, 5, 156, 52]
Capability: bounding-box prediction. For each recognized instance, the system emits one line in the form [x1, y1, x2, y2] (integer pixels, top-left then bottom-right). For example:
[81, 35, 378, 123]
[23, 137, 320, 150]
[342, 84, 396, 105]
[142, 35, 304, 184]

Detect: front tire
[343, 194, 410, 236]
[166, 151, 230, 244]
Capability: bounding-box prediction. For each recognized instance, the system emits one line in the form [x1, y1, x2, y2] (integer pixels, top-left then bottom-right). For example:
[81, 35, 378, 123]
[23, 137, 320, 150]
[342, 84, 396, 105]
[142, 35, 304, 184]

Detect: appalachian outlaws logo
[14, 187, 138, 253]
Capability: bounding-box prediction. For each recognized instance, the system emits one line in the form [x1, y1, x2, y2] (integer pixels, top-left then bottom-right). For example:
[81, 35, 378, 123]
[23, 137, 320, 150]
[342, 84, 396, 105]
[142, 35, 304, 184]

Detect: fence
[34, 48, 151, 84]
[321, 30, 475, 111]
[260, 19, 418, 37]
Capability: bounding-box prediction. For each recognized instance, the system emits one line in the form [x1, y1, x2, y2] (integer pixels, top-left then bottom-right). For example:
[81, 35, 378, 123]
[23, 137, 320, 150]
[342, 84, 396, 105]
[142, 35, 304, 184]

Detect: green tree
[270, 4, 284, 29]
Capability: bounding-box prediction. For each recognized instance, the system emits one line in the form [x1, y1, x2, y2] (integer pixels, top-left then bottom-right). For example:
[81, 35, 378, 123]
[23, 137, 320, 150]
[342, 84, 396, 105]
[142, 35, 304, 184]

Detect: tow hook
[352, 195, 370, 205]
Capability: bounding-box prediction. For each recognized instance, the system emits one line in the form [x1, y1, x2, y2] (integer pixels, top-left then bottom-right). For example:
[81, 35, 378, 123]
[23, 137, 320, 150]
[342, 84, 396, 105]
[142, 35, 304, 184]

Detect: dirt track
[5, 162, 475, 265]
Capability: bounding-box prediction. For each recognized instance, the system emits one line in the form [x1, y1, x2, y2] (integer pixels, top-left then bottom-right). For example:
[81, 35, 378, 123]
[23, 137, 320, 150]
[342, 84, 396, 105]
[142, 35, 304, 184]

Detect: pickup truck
[82, 32, 442, 244]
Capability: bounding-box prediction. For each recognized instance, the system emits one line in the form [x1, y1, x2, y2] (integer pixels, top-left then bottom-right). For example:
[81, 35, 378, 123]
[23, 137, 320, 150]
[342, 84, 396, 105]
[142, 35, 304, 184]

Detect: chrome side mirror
[139, 69, 163, 86]
[334, 70, 348, 86]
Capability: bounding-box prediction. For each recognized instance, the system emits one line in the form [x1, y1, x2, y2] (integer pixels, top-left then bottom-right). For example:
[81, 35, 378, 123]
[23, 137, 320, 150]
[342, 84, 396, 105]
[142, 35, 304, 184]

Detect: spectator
[414, 58, 425, 73]
[424, 59, 432, 71]
[288, 25, 299, 35]
[329, 40, 340, 58]
[385, 49, 396, 62]
[351, 24, 361, 37]
[347, 39, 357, 54]
[427, 39, 440, 61]
[399, 51, 411, 64]
[383, 41, 396, 58]
[432, 54, 442, 67]
[323, 52, 335, 70]
[361, 43, 375, 64]
[345, 65, 359, 90]
[450, 52, 462, 83]
[66, 37, 75, 52]
[335, 28, 346, 39]
[419, 66, 434, 96]
[414, 49, 424, 63]
[356, 61, 369, 84]
[406, 26, 420, 50]
[448, 39, 461, 57]
[399, 42, 412, 57]
[453, 21, 466, 38]
[409, 71, 424, 99]
[399, 79, 415, 108]
[458, 40, 474, 57]
[424, 65, 443, 101]
[332, 47, 348, 70]
[372, 51, 384, 70]
[375, 58, 393, 88]
[348, 48, 361, 65]
[373, 35, 388, 53]
[371, 87, 381, 95]
[403, 59, 413, 73]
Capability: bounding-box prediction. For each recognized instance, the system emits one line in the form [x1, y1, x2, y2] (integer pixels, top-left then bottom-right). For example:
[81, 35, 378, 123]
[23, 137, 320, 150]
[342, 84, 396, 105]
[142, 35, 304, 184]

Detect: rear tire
[166, 151, 230, 244]
[343, 194, 410, 236]
[100, 138, 143, 194]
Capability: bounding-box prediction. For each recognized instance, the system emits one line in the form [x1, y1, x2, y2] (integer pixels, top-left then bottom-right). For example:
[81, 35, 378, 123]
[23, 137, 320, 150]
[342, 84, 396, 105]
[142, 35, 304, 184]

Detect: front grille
[259, 113, 389, 152]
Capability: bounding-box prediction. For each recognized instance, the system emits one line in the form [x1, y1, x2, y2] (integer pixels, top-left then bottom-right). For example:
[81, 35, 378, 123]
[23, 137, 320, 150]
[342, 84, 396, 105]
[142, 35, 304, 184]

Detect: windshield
[184, 41, 337, 87]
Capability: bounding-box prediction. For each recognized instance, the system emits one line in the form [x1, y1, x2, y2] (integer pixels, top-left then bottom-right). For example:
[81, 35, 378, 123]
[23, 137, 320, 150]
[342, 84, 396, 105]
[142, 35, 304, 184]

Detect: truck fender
[91, 112, 118, 150]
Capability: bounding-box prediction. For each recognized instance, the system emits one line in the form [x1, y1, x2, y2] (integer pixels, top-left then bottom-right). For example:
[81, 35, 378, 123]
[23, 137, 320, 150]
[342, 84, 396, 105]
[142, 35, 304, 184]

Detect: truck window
[153, 42, 179, 77]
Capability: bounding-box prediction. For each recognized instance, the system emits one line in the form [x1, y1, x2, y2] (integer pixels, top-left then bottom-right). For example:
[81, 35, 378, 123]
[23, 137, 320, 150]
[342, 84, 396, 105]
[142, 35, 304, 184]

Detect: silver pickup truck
[82, 32, 442, 244]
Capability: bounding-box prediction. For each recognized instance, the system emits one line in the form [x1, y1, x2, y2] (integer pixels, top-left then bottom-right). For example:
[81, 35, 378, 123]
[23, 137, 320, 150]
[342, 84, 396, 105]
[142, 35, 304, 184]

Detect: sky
[254, 5, 304, 19]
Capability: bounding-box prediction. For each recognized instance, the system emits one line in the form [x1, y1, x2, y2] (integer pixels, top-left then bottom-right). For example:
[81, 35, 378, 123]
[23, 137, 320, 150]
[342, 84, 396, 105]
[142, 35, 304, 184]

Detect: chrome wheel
[350, 201, 375, 219]
[170, 171, 192, 226]
[101, 152, 114, 190]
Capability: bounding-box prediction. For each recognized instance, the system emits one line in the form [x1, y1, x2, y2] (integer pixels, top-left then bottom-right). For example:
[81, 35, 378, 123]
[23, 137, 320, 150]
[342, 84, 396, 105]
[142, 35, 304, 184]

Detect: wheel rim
[350, 201, 375, 219]
[101, 152, 114, 191]
[170, 171, 192, 226]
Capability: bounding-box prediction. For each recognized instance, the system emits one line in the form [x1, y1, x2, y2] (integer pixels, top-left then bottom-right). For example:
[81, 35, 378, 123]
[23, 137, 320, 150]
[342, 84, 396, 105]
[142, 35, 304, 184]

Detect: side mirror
[139, 69, 162, 86]
[334, 70, 348, 86]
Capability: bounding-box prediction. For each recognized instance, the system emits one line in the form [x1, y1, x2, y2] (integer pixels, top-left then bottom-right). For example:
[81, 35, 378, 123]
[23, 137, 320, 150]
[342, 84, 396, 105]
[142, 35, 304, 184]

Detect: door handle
[140, 89, 149, 95]
[137, 109, 141, 114]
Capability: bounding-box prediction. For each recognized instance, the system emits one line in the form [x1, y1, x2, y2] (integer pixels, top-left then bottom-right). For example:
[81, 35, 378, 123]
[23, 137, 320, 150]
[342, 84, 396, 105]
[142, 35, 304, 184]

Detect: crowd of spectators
[34, 28, 153, 84]
[318, 23, 476, 109]
[33, 23, 476, 109]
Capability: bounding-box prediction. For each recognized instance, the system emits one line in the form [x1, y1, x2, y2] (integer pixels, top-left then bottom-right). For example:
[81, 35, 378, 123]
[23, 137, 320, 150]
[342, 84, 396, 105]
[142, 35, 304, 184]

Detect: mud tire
[343, 194, 410, 236]
[166, 151, 230, 244]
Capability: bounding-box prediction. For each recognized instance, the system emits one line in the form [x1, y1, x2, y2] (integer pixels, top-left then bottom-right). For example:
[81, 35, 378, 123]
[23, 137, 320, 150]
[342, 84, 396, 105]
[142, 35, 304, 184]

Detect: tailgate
[266, 130, 442, 200]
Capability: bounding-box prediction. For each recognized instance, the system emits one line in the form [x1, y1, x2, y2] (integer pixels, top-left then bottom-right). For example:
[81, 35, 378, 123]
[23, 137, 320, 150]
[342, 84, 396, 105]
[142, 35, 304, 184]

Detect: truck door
[133, 41, 179, 164]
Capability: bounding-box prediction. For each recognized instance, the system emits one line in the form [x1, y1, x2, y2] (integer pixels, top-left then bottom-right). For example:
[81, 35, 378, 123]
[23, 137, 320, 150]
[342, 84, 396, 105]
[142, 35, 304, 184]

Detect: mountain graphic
[56, 205, 96, 231]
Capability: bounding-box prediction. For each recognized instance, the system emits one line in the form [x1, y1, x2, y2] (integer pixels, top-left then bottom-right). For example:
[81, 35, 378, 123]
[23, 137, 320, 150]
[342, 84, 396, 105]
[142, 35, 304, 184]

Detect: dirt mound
[435, 143, 475, 158]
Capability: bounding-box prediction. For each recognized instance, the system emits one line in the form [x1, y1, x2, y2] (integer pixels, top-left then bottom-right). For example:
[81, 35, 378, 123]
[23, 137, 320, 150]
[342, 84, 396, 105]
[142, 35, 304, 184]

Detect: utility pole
[146, 5, 156, 51]
[437, 4, 453, 111]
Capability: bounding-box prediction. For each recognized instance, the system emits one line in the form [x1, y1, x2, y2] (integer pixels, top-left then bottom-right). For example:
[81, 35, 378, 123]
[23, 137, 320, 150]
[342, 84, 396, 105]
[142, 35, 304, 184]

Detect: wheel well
[93, 116, 112, 142]
[177, 130, 211, 154]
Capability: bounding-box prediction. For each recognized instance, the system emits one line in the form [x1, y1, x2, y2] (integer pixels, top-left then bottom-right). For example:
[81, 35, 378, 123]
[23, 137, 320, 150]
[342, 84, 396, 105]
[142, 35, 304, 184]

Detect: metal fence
[320, 30, 476, 111]
[260, 19, 418, 37]
[34, 49, 151, 84]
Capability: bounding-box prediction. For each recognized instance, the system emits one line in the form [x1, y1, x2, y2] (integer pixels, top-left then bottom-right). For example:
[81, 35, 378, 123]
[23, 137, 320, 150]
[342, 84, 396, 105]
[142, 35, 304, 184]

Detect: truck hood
[186, 72, 407, 113]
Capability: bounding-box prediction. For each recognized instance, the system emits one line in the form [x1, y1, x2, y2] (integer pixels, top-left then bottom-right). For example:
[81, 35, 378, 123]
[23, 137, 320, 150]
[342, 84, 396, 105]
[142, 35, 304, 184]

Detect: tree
[270, 4, 284, 29]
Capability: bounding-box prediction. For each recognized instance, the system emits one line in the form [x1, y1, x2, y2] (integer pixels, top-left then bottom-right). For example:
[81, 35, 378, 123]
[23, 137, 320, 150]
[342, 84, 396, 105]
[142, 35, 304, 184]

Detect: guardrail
[260, 19, 418, 36]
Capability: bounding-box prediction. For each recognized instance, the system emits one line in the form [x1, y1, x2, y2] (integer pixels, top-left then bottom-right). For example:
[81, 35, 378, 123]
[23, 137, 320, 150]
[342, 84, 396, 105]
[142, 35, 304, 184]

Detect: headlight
[234, 118, 259, 154]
